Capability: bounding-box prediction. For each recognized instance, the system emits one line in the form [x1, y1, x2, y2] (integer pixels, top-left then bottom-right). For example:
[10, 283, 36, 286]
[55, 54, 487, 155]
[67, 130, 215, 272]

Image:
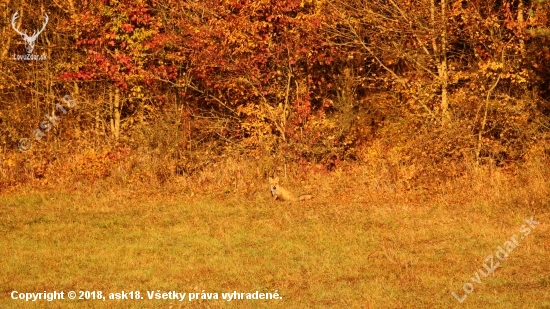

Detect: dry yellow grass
[1, 160, 549, 308]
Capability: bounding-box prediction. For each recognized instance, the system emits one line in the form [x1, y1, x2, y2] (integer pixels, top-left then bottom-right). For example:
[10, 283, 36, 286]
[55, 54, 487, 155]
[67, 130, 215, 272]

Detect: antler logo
[11, 11, 49, 54]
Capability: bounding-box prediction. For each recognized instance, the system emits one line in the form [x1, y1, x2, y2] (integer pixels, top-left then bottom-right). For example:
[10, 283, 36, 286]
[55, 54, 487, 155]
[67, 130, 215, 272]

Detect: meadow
[1, 163, 549, 308]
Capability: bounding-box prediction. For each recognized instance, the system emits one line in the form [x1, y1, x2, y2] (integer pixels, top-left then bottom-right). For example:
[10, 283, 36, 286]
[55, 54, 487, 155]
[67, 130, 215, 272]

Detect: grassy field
[1, 170, 549, 308]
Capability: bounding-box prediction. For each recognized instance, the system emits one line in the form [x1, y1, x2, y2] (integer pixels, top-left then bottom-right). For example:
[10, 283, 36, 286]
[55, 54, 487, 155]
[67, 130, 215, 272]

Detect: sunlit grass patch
[0, 178, 548, 308]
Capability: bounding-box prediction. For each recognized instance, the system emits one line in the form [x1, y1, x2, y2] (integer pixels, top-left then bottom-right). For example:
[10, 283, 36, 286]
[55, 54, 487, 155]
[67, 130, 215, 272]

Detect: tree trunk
[432, 0, 450, 124]
[110, 87, 121, 140]
[441, 0, 450, 124]
[1, 9, 14, 60]
[518, 0, 526, 58]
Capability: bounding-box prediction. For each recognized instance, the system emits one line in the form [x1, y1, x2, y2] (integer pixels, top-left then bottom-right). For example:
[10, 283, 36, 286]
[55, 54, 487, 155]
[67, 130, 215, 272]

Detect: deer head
[11, 11, 49, 54]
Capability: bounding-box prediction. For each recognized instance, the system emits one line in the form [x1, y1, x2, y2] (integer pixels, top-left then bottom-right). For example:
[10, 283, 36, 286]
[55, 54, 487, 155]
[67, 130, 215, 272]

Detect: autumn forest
[0, 0, 548, 186]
